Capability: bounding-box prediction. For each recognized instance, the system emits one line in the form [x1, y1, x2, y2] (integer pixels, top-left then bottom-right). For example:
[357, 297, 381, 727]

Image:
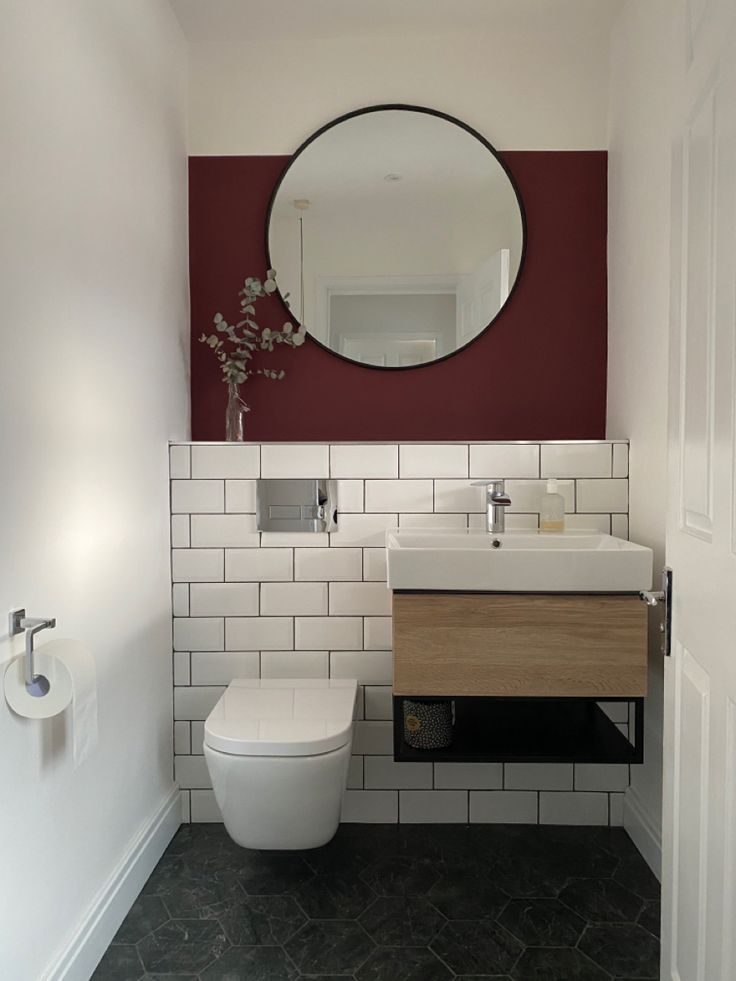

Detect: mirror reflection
[268, 107, 525, 368]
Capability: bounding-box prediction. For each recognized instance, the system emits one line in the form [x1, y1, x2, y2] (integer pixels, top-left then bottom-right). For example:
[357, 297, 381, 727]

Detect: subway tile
[353, 721, 394, 754]
[435, 762, 503, 790]
[294, 548, 362, 582]
[330, 650, 392, 685]
[190, 790, 222, 822]
[341, 790, 398, 823]
[295, 616, 363, 650]
[363, 548, 387, 581]
[226, 548, 293, 581]
[470, 443, 540, 479]
[191, 721, 205, 754]
[365, 756, 432, 790]
[541, 443, 612, 478]
[470, 791, 538, 824]
[191, 444, 259, 479]
[612, 443, 629, 478]
[365, 479, 433, 513]
[347, 756, 364, 790]
[364, 686, 393, 720]
[330, 581, 391, 616]
[225, 479, 257, 513]
[575, 763, 630, 792]
[331, 444, 398, 478]
[170, 444, 191, 479]
[174, 721, 190, 755]
[261, 531, 330, 548]
[365, 617, 392, 650]
[172, 583, 189, 617]
[576, 478, 628, 513]
[434, 480, 484, 513]
[173, 651, 190, 686]
[609, 793, 625, 826]
[261, 582, 328, 616]
[174, 686, 225, 721]
[505, 763, 574, 791]
[399, 513, 468, 529]
[261, 443, 329, 478]
[539, 791, 609, 826]
[505, 479, 574, 513]
[611, 513, 629, 539]
[189, 582, 259, 617]
[172, 549, 224, 583]
[226, 617, 293, 650]
[175, 755, 211, 790]
[191, 513, 259, 547]
[337, 480, 364, 512]
[400, 791, 468, 823]
[173, 617, 224, 652]
[330, 513, 397, 548]
[468, 512, 539, 531]
[190, 651, 260, 685]
[260, 651, 329, 679]
[565, 513, 611, 533]
[400, 444, 468, 478]
[171, 480, 224, 514]
[171, 514, 190, 548]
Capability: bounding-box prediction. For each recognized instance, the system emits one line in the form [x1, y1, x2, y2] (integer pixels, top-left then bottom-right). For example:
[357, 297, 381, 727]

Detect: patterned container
[403, 698, 454, 750]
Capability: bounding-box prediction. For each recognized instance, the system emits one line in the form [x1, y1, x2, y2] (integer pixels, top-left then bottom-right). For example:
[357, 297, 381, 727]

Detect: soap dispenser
[540, 479, 565, 532]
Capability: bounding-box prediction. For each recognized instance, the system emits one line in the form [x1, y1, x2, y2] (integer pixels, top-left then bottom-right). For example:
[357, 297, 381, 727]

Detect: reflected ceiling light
[293, 198, 310, 209]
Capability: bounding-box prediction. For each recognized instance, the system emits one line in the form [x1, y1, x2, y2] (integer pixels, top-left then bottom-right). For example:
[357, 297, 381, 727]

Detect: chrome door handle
[639, 567, 673, 657]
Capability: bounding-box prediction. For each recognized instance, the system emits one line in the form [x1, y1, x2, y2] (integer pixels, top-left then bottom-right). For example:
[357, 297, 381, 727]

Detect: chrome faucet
[472, 479, 512, 534]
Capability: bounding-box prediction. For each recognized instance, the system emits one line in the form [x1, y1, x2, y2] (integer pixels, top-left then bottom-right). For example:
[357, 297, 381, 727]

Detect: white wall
[185, 30, 615, 154]
[607, 0, 675, 875]
[0, 2, 189, 977]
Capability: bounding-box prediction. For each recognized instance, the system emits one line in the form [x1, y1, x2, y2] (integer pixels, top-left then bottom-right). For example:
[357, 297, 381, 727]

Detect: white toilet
[203, 677, 358, 850]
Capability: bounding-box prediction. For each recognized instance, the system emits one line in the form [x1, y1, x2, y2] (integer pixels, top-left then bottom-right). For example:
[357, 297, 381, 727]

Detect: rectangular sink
[386, 529, 653, 592]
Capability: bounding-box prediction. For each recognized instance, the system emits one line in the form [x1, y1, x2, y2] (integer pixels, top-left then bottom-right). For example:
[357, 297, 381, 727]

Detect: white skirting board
[43, 786, 181, 981]
[623, 785, 662, 881]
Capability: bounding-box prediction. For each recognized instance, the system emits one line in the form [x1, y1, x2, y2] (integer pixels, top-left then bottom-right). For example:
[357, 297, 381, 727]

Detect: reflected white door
[662, 2, 736, 979]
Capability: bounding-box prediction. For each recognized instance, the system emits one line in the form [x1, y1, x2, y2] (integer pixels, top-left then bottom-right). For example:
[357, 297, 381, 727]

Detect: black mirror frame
[264, 103, 527, 371]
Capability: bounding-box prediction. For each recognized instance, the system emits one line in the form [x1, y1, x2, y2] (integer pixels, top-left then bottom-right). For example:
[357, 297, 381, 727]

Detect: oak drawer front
[392, 593, 648, 698]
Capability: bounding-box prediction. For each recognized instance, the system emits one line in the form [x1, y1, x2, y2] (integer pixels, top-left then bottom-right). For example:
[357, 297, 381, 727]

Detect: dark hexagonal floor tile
[356, 946, 453, 981]
[359, 896, 446, 946]
[361, 856, 440, 897]
[238, 856, 314, 896]
[638, 899, 661, 937]
[559, 876, 644, 923]
[112, 894, 169, 944]
[579, 922, 660, 978]
[219, 894, 306, 945]
[91, 944, 144, 981]
[200, 945, 299, 980]
[151, 871, 244, 920]
[293, 872, 375, 918]
[431, 919, 522, 975]
[512, 947, 610, 980]
[146, 975, 199, 981]
[614, 859, 661, 901]
[428, 871, 509, 919]
[137, 918, 229, 975]
[499, 898, 586, 947]
[490, 855, 571, 899]
[286, 919, 375, 975]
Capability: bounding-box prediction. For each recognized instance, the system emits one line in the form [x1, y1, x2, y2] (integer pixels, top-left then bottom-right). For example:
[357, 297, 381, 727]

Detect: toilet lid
[204, 678, 358, 757]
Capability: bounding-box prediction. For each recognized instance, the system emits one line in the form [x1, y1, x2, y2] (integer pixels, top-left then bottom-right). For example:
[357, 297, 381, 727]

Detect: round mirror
[267, 105, 525, 369]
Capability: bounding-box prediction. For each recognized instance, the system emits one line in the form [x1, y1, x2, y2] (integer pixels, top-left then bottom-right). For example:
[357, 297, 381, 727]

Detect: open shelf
[393, 696, 643, 765]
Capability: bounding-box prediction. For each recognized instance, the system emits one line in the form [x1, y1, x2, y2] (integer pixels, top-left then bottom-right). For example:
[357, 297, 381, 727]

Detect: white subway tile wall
[170, 441, 633, 824]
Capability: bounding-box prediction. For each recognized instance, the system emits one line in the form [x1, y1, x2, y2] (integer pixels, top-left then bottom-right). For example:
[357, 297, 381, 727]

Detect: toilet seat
[204, 678, 358, 757]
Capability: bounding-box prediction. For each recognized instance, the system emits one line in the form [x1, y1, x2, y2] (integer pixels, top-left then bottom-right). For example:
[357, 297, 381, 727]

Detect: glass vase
[225, 381, 245, 442]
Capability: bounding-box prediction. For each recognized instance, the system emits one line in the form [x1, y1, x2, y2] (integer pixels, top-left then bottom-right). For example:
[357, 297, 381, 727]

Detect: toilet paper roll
[4, 638, 98, 766]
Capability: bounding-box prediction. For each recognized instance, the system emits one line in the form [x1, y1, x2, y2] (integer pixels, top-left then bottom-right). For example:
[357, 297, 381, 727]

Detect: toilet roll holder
[8, 608, 56, 697]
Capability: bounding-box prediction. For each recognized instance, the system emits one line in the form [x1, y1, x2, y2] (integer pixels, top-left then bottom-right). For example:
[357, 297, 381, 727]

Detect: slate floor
[93, 823, 660, 981]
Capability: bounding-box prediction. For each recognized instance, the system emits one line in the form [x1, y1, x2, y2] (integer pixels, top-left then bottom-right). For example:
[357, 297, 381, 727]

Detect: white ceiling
[170, 0, 625, 43]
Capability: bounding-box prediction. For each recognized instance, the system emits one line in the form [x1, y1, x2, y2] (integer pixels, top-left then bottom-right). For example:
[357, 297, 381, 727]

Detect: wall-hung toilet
[203, 678, 358, 850]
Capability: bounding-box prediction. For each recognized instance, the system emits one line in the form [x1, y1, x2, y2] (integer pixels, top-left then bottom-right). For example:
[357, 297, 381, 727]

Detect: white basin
[386, 529, 653, 592]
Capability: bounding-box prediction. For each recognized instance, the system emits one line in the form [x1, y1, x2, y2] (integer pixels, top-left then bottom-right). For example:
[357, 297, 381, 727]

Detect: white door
[662, 2, 736, 979]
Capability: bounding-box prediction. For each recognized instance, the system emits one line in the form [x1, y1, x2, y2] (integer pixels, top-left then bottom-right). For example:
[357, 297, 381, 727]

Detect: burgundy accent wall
[189, 152, 607, 441]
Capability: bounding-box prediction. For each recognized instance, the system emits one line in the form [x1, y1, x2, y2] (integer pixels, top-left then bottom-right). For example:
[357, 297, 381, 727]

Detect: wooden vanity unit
[392, 592, 648, 698]
[391, 591, 649, 765]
